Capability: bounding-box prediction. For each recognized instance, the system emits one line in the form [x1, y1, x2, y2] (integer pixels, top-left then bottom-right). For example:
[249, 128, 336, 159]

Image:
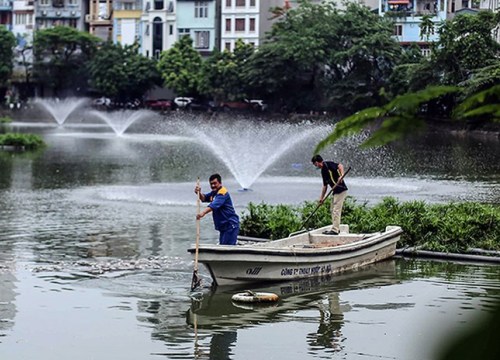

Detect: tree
[14, 34, 33, 85]
[431, 11, 500, 85]
[200, 40, 255, 101]
[245, 1, 401, 114]
[315, 86, 459, 151]
[88, 42, 160, 102]
[246, 1, 340, 112]
[157, 36, 202, 96]
[0, 26, 16, 88]
[33, 26, 100, 96]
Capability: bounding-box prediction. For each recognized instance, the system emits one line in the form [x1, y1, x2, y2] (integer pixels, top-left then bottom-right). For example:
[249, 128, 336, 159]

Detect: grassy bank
[239, 197, 500, 253]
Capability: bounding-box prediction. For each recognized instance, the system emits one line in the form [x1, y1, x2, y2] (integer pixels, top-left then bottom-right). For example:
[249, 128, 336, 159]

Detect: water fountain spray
[34, 97, 89, 125]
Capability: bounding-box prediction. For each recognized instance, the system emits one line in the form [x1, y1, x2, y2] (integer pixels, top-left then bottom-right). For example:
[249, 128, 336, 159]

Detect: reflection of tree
[307, 292, 349, 353]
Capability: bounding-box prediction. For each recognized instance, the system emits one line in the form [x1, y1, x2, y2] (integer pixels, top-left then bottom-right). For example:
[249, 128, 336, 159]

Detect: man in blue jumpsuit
[195, 173, 240, 245]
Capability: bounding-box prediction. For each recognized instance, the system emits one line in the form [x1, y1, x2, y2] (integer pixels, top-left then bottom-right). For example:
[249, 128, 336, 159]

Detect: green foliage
[245, 1, 401, 113]
[200, 40, 255, 101]
[157, 36, 203, 96]
[454, 84, 500, 123]
[0, 26, 16, 86]
[460, 61, 500, 96]
[0, 116, 12, 123]
[315, 85, 460, 151]
[0, 133, 45, 150]
[33, 26, 100, 95]
[240, 202, 302, 239]
[240, 197, 500, 253]
[88, 42, 160, 101]
[432, 11, 500, 85]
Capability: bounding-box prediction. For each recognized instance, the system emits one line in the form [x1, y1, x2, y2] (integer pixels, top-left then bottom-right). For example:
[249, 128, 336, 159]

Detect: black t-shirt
[321, 161, 348, 194]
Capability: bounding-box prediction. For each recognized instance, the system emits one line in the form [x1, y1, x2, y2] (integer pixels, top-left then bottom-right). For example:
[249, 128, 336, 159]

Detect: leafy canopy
[157, 36, 202, 96]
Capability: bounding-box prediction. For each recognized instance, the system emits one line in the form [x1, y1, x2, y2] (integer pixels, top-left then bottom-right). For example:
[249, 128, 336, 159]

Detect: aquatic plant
[240, 197, 500, 252]
[0, 133, 46, 150]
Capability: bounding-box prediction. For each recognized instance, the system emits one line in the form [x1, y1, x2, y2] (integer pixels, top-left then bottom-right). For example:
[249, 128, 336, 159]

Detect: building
[35, 0, 85, 30]
[141, 0, 176, 58]
[113, 0, 142, 45]
[87, 0, 113, 40]
[220, 0, 259, 51]
[177, 0, 217, 56]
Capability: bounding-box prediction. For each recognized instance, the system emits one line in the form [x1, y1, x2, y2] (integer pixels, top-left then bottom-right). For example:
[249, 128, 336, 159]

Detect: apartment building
[113, 0, 142, 45]
[141, 0, 176, 57]
[379, 0, 498, 54]
[177, 0, 217, 56]
[220, 0, 259, 51]
[0, 0, 12, 30]
[87, 0, 112, 40]
[35, 0, 85, 30]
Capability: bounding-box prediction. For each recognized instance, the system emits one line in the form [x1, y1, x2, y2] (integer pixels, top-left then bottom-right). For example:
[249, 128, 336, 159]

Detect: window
[250, 0, 255, 6]
[226, 0, 231, 7]
[235, 18, 245, 31]
[178, 28, 190, 38]
[195, 2, 208, 18]
[393, 25, 402, 36]
[124, 3, 134, 10]
[15, 14, 27, 25]
[249, 18, 255, 32]
[421, 48, 431, 57]
[169, 25, 173, 35]
[39, 0, 49, 5]
[461, 0, 469, 8]
[154, 0, 164, 10]
[68, 0, 78, 5]
[195, 31, 209, 49]
[236, 0, 245, 6]
[225, 42, 231, 51]
[225, 18, 231, 32]
[52, 0, 64, 8]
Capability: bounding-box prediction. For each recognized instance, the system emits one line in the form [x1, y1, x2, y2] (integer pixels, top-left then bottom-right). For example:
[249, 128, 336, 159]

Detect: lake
[0, 109, 499, 359]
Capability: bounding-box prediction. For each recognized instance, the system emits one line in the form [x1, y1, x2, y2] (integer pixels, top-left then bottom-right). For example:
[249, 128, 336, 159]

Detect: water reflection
[0, 265, 17, 341]
[133, 261, 398, 358]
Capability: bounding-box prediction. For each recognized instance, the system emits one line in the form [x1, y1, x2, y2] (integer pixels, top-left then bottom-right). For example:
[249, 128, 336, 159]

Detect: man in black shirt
[311, 154, 348, 235]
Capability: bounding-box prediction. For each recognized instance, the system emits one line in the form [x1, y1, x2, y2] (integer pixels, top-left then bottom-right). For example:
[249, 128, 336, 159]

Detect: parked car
[247, 99, 268, 111]
[145, 99, 174, 111]
[92, 97, 111, 108]
[174, 97, 194, 109]
[188, 99, 217, 112]
[220, 100, 254, 111]
[220, 99, 267, 111]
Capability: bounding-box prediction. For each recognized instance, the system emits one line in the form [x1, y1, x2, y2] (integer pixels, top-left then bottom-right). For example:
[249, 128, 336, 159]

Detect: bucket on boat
[231, 290, 279, 303]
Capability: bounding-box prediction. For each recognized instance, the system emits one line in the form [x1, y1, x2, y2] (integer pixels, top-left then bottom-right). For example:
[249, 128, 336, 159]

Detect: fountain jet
[34, 97, 89, 125]
[186, 118, 330, 190]
[90, 109, 154, 136]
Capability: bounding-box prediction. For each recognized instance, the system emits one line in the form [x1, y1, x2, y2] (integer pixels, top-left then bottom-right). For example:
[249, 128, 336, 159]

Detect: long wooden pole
[191, 177, 201, 291]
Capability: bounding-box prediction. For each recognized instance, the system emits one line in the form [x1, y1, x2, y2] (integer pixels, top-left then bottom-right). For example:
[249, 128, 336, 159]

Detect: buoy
[231, 290, 279, 303]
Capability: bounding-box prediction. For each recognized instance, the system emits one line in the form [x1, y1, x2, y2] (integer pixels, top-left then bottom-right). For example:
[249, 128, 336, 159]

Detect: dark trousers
[219, 224, 239, 245]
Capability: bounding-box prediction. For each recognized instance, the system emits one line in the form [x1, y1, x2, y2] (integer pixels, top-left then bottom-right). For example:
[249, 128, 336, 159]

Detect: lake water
[0, 110, 499, 359]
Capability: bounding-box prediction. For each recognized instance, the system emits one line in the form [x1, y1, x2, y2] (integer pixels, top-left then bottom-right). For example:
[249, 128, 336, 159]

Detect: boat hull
[189, 225, 402, 286]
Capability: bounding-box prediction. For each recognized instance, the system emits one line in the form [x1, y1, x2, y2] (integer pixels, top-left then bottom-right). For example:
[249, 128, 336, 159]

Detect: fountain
[89, 109, 155, 136]
[34, 97, 89, 125]
[185, 117, 332, 190]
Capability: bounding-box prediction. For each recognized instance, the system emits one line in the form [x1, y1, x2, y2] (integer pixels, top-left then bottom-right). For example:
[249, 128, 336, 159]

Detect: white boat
[188, 224, 403, 286]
